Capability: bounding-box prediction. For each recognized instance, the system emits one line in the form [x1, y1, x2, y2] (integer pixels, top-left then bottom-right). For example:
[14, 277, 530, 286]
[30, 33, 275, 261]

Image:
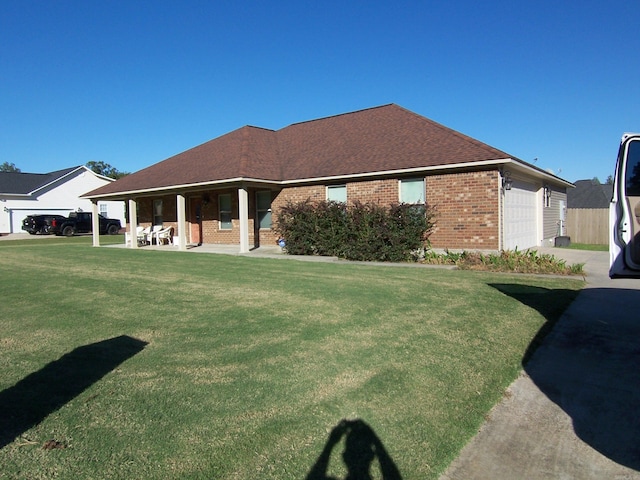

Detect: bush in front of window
[274, 200, 436, 262]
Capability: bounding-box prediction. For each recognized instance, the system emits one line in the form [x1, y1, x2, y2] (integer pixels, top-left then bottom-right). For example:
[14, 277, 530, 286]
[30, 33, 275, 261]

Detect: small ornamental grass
[423, 248, 585, 275]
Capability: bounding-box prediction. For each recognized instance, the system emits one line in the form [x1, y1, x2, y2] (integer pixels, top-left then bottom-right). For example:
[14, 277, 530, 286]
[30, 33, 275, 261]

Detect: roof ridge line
[282, 103, 396, 130]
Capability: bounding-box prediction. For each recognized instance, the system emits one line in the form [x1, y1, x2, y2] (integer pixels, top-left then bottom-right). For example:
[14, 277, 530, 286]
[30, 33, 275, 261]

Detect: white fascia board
[29, 166, 87, 195]
[0, 193, 32, 198]
[89, 170, 117, 183]
[280, 158, 511, 185]
[83, 177, 282, 200]
[503, 159, 574, 187]
[84, 157, 574, 200]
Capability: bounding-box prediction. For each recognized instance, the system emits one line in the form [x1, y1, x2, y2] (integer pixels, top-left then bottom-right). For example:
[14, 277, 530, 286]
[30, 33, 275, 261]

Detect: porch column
[177, 193, 187, 251]
[91, 201, 100, 247]
[238, 186, 249, 253]
[129, 198, 138, 249]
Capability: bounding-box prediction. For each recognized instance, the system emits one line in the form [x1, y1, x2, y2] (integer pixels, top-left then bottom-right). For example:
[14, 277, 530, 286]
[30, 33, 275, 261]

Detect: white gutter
[83, 177, 282, 199]
[28, 166, 88, 195]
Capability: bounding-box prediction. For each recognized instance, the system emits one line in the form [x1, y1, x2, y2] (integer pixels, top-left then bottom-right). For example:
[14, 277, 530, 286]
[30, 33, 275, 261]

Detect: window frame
[153, 199, 163, 226]
[326, 184, 347, 203]
[256, 190, 272, 229]
[218, 194, 232, 230]
[399, 178, 426, 204]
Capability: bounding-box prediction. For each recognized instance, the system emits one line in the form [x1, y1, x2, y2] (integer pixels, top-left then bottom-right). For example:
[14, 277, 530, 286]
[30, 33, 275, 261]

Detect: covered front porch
[89, 184, 280, 252]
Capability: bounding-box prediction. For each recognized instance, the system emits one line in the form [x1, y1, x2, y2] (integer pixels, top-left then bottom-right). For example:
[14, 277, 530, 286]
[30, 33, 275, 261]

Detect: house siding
[542, 187, 567, 243]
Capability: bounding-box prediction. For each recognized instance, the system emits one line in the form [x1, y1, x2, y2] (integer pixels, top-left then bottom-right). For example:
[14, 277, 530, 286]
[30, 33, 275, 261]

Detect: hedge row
[274, 200, 436, 262]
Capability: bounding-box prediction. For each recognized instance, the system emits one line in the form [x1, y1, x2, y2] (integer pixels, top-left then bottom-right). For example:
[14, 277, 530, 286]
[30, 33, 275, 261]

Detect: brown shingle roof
[86, 104, 513, 197]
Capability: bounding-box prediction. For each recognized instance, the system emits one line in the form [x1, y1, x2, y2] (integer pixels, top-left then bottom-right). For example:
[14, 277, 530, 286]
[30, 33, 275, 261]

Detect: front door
[609, 133, 640, 277]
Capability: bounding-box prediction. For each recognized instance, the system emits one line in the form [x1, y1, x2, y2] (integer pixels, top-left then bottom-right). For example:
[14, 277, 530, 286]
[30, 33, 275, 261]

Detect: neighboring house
[565, 179, 613, 245]
[0, 166, 126, 234]
[84, 104, 572, 252]
[567, 179, 613, 209]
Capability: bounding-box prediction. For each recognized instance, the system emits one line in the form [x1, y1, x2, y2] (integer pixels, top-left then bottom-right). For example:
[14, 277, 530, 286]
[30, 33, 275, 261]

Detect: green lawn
[0, 237, 584, 479]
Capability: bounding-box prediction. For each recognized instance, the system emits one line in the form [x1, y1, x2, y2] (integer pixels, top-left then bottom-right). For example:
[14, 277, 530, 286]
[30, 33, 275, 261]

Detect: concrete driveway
[440, 247, 640, 479]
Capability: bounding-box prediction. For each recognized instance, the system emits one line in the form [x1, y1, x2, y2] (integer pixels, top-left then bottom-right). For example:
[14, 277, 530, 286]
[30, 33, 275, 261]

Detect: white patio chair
[137, 226, 151, 246]
[146, 225, 162, 245]
[154, 226, 174, 245]
[125, 228, 139, 246]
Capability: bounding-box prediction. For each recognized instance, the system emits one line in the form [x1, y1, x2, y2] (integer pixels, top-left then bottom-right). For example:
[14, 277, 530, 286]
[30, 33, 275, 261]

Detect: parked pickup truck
[22, 214, 68, 235]
[50, 211, 122, 237]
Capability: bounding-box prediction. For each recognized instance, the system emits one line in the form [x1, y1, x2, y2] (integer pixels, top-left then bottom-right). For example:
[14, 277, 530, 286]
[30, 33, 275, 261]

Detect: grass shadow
[0, 335, 148, 448]
[488, 283, 581, 366]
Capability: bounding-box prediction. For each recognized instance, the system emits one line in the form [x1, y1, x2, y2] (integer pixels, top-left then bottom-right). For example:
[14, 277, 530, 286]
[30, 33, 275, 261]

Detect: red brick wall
[426, 170, 499, 250]
[131, 170, 500, 250]
[347, 179, 398, 205]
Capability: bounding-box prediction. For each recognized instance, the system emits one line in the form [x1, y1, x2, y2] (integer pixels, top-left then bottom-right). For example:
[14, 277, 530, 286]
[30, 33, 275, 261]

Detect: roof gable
[0, 166, 84, 195]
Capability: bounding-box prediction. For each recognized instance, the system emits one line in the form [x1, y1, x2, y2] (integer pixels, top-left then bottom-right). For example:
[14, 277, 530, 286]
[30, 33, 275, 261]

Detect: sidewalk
[440, 247, 640, 479]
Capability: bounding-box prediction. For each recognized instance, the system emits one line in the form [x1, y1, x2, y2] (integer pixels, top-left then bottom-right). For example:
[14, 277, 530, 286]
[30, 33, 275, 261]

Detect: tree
[605, 175, 614, 185]
[0, 162, 21, 173]
[86, 161, 129, 179]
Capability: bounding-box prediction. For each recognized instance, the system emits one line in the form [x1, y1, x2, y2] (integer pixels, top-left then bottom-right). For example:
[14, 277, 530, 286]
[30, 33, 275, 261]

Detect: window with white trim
[327, 185, 347, 203]
[99, 203, 108, 216]
[219, 194, 232, 230]
[256, 191, 272, 229]
[400, 178, 425, 204]
[153, 199, 163, 225]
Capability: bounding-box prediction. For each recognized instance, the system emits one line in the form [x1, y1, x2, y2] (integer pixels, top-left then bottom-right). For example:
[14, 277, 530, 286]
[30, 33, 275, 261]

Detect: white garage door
[504, 180, 538, 250]
[10, 209, 71, 234]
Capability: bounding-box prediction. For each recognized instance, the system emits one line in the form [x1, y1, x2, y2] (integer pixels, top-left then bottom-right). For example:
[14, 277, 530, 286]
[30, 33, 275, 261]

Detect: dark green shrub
[274, 200, 436, 262]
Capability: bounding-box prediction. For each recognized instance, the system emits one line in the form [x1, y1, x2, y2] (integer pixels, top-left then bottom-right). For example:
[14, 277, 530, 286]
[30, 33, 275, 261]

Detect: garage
[503, 180, 539, 250]
[9, 208, 71, 234]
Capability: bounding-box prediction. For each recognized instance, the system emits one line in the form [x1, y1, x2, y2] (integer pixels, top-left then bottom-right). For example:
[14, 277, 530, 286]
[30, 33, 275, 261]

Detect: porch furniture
[154, 226, 174, 245]
[125, 226, 149, 246]
[146, 225, 162, 245]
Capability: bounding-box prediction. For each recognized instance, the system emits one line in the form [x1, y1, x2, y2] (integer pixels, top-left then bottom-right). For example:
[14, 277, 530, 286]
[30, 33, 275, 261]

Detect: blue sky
[2, 0, 638, 183]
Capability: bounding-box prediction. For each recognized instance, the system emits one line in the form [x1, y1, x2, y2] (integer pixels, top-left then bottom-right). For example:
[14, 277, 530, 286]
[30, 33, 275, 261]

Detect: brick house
[84, 104, 572, 252]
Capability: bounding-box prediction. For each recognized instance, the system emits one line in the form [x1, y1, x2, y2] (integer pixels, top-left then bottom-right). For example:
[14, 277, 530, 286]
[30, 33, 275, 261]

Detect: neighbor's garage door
[10, 209, 71, 234]
[503, 180, 538, 250]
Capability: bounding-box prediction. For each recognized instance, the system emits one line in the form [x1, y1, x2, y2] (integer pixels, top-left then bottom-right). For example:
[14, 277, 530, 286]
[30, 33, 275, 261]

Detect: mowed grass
[0, 238, 584, 479]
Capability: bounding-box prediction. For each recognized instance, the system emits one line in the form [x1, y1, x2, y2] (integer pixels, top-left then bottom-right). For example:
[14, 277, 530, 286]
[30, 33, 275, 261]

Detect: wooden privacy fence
[566, 208, 608, 245]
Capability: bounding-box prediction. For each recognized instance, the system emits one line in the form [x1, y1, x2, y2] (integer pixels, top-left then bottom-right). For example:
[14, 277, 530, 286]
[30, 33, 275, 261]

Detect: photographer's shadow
[306, 419, 402, 480]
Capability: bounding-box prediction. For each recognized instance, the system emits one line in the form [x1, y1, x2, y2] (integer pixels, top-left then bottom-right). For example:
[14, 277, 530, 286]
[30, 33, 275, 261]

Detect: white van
[610, 133, 640, 278]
